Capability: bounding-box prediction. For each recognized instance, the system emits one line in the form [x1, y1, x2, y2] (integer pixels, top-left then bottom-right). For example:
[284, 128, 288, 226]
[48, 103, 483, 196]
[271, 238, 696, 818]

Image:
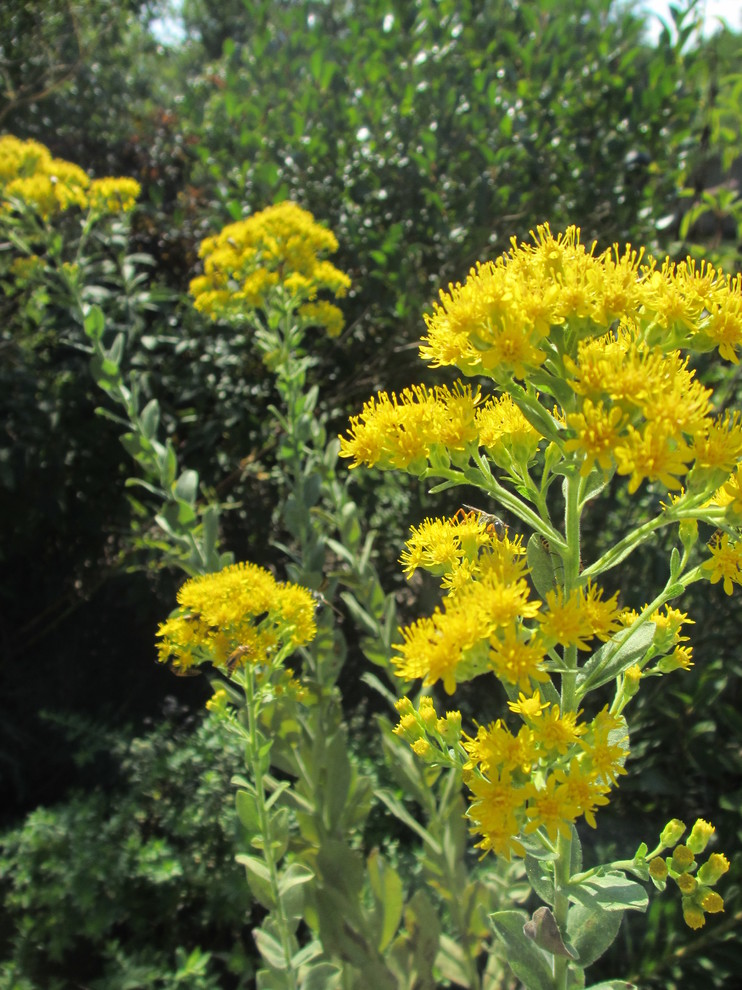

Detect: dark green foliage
[181, 0, 711, 404]
[0, 709, 255, 989]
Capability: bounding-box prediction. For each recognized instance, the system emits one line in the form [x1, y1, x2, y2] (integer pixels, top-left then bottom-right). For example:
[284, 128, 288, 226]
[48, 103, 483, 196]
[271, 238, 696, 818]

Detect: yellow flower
[713, 462, 742, 518]
[507, 690, 550, 721]
[565, 399, 625, 477]
[298, 299, 345, 337]
[538, 582, 621, 651]
[614, 423, 692, 494]
[466, 770, 528, 860]
[87, 177, 141, 214]
[530, 705, 585, 756]
[687, 819, 715, 855]
[190, 201, 350, 328]
[0, 136, 137, 219]
[488, 627, 550, 692]
[702, 532, 742, 595]
[683, 903, 706, 930]
[552, 758, 611, 828]
[476, 392, 543, 466]
[524, 773, 579, 842]
[463, 720, 536, 776]
[156, 561, 316, 673]
[578, 708, 629, 786]
[701, 891, 724, 914]
[339, 383, 479, 471]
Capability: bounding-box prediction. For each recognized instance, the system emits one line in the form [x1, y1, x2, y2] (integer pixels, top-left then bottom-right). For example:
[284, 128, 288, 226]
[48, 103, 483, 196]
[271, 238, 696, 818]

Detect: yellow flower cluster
[0, 135, 140, 219]
[189, 201, 351, 334]
[393, 513, 623, 695]
[394, 694, 627, 861]
[339, 383, 547, 473]
[619, 604, 695, 672]
[156, 562, 316, 674]
[422, 225, 742, 372]
[341, 226, 742, 501]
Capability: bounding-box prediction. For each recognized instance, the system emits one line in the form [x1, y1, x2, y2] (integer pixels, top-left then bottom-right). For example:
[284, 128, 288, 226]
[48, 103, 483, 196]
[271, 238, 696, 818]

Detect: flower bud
[437, 709, 462, 744]
[687, 819, 715, 854]
[676, 872, 697, 895]
[393, 712, 422, 741]
[670, 844, 695, 873]
[206, 688, 228, 714]
[395, 697, 414, 715]
[679, 518, 699, 553]
[623, 664, 642, 699]
[682, 901, 705, 930]
[701, 891, 724, 914]
[649, 857, 668, 881]
[660, 819, 686, 848]
[411, 738, 434, 761]
[697, 852, 730, 885]
[419, 696, 438, 729]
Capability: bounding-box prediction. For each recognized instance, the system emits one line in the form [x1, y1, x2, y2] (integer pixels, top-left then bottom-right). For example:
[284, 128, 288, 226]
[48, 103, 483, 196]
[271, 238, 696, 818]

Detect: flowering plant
[340, 224, 736, 987]
[0, 134, 143, 333]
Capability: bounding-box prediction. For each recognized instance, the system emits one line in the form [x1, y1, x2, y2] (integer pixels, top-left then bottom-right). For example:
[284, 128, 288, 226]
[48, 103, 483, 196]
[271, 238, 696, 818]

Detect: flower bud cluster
[647, 818, 729, 929]
[393, 696, 463, 765]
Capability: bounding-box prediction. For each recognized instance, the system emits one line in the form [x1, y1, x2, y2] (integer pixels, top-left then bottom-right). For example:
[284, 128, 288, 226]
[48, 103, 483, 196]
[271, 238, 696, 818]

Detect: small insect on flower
[226, 644, 252, 674]
[462, 504, 507, 537]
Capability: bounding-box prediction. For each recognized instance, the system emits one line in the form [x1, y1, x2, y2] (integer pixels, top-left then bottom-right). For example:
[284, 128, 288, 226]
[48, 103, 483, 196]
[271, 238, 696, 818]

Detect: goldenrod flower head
[466, 769, 528, 860]
[530, 704, 586, 756]
[411, 738, 433, 760]
[565, 399, 625, 477]
[713, 462, 742, 519]
[190, 201, 350, 331]
[524, 773, 579, 843]
[658, 644, 694, 673]
[476, 393, 543, 467]
[392, 597, 492, 694]
[393, 711, 423, 741]
[418, 695, 438, 730]
[437, 709, 463, 744]
[702, 532, 742, 595]
[463, 719, 535, 776]
[578, 708, 629, 787]
[394, 696, 415, 715]
[651, 605, 693, 652]
[508, 690, 549, 721]
[156, 561, 316, 674]
[87, 177, 141, 214]
[488, 626, 550, 692]
[0, 135, 138, 219]
[687, 819, 715, 854]
[538, 582, 621, 651]
[623, 664, 642, 699]
[339, 383, 479, 471]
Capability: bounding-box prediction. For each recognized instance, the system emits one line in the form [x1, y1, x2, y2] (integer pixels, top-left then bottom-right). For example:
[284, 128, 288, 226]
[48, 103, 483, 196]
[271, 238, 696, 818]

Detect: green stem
[243, 665, 299, 988]
[553, 829, 572, 990]
[552, 473, 583, 987]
